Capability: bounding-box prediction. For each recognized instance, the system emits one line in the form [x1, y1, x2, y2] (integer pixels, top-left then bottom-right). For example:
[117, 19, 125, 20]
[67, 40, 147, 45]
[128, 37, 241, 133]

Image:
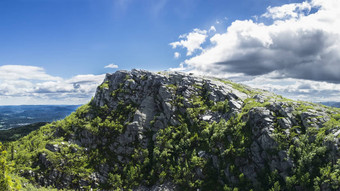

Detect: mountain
[4, 70, 340, 190]
[0, 105, 80, 130]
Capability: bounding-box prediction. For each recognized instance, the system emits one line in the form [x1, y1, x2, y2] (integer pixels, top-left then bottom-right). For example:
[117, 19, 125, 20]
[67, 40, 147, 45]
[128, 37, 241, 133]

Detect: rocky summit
[5, 69, 340, 190]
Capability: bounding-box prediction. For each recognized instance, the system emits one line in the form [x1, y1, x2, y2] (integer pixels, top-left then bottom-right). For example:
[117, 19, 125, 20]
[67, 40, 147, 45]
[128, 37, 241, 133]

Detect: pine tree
[0, 143, 21, 191]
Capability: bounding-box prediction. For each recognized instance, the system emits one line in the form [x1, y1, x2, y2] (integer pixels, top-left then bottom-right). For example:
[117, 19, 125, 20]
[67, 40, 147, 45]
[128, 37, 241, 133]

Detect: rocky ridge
[10, 69, 340, 190]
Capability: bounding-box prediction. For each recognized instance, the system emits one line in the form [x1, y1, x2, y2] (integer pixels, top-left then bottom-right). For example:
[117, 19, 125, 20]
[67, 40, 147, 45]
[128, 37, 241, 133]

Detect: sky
[0, 0, 339, 105]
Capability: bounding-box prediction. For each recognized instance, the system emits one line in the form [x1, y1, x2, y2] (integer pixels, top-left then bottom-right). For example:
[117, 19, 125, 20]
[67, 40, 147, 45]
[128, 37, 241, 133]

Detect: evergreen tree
[0, 143, 21, 191]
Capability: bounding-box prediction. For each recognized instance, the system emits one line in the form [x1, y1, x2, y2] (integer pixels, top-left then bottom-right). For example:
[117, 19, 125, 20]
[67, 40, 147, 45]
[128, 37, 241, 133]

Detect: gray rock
[250, 141, 264, 168]
[45, 143, 60, 152]
[333, 129, 340, 137]
[202, 115, 212, 121]
[278, 117, 292, 129]
[229, 99, 242, 110]
[39, 153, 52, 168]
[30, 70, 340, 190]
[136, 181, 177, 191]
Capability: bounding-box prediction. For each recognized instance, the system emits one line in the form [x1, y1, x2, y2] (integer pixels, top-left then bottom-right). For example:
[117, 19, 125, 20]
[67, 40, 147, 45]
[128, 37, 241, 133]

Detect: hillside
[3, 69, 340, 190]
[0, 122, 47, 142]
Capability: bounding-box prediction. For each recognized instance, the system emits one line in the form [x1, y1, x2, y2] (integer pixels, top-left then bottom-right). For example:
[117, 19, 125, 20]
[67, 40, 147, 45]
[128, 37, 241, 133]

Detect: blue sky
[0, 0, 304, 77]
[1, 0, 339, 104]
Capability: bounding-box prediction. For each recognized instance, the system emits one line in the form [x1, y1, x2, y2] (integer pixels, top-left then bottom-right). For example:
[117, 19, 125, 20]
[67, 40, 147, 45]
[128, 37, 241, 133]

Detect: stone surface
[25, 70, 340, 190]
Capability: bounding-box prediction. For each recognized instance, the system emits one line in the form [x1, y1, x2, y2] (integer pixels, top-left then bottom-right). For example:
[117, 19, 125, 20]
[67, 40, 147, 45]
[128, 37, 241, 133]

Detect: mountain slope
[7, 70, 340, 190]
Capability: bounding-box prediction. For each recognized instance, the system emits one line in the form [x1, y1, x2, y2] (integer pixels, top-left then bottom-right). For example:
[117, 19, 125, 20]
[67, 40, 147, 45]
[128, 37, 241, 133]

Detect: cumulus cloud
[178, 0, 339, 81]
[170, 0, 340, 101]
[174, 52, 181, 59]
[170, 29, 207, 56]
[170, 63, 186, 72]
[243, 75, 340, 102]
[176, 0, 340, 83]
[33, 74, 105, 95]
[0, 65, 62, 81]
[261, 2, 312, 19]
[209, 26, 216, 32]
[104, 64, 119, 69]
[0, 65, 105, 105]
[0, 80, 34, 96]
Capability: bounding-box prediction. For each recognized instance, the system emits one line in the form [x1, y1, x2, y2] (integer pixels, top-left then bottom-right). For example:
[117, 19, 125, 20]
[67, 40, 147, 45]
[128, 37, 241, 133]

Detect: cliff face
[91, 70, 249, 161]
[11, 70, 340, 190]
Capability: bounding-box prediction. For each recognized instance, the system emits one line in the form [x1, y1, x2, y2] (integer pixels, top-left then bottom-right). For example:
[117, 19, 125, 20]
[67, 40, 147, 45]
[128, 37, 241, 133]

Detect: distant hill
[0, 122, 47, 142]
[0, 105, 80, 130]
[320, 102, 340, 108]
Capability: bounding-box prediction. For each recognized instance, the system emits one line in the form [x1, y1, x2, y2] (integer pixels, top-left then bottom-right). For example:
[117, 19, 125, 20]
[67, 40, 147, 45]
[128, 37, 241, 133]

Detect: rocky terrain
[4, 69, 340, 190]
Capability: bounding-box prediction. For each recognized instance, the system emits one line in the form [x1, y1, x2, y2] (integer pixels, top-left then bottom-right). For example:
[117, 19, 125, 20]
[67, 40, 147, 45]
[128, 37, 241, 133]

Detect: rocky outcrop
[18, 69, 340, 190]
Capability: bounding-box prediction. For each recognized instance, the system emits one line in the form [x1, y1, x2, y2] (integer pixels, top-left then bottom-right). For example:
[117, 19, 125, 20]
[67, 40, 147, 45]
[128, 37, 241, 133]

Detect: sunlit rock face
[14, 70, 340, 190]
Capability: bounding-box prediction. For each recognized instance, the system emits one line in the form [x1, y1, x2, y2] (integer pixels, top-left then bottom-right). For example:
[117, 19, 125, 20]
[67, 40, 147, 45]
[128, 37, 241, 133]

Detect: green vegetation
[211, 100, 229, 113]
[0, 143, 21, 190]
[216, 78, 252, 95]
[98, 81, 109, 90]
[2, 73, 340, 190]
[140, 75, 147, 80]
[147, 82, 258, 190]
[166, 83, 177, 90]
[0, 122, 47, 142]
[3, 95, 140, 190]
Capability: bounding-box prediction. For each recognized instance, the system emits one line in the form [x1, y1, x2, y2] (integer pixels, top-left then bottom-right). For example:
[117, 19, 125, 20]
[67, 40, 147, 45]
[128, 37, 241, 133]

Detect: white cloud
[174, 52, 181, 59]
[181, 0, 340, 82]
[170, 28, 207, 56]
[0, 65, 62, 81]
[34, 74, 105, 95]
[67, 74, 105, 84]
[104, 64, 119, 69]
[243, 74, 340, 102]
[170, 63, 186, 72]
[0, 80, 34, 96]
[0, 65, 105, 105]
[261, 2, 312, 19]
[170, 0, 340, 101]
[209, 26, 216, 32]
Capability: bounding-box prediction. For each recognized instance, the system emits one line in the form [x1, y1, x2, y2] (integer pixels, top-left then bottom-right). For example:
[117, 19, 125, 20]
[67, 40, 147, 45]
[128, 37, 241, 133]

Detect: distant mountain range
[0, 105, 80, 130]
[320, 102, 340, 108]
